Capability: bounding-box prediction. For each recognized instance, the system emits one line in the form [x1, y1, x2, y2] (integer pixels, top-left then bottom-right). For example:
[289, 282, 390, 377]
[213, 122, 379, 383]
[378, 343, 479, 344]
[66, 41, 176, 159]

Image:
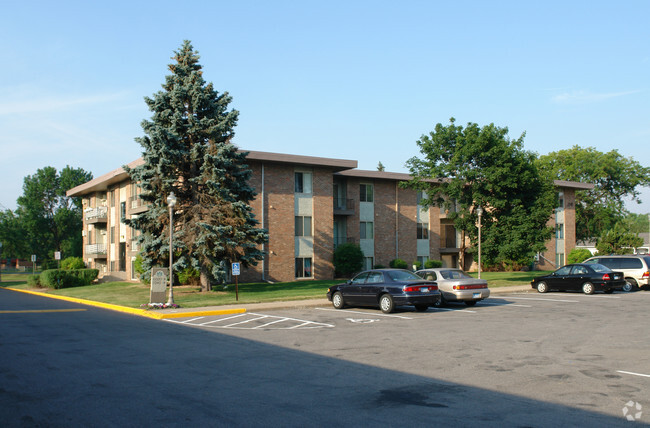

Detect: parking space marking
[166, 312, 334, 330]
[430, 307, 476, 313]
[506, 296, 580, 303]
[479, 302, 532, 308]
[617, 370, 650, 379]
[315, 307, 413, 319]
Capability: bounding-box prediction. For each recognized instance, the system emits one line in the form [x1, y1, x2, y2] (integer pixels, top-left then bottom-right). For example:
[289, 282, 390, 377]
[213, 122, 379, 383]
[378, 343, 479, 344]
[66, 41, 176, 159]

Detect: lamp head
[167, 191, 177, 208]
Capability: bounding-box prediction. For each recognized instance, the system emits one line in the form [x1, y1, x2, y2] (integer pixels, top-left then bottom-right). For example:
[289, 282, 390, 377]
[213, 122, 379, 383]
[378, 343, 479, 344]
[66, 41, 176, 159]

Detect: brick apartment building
[67, 149, 591, 283]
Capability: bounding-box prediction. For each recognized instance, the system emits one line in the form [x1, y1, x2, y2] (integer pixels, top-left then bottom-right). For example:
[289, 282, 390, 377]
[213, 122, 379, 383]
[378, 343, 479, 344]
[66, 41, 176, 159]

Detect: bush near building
[40, 269, 99, 289]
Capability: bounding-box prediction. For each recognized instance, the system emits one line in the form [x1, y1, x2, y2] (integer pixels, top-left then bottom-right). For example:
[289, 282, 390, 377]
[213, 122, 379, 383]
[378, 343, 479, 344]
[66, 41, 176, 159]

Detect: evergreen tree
[126, 41, 267, 291]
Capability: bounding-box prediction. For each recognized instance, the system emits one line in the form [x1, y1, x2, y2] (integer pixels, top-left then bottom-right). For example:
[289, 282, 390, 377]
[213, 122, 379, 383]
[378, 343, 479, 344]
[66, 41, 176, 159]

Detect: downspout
[261, 163, 266, 282]
[395, 182, 399, 259]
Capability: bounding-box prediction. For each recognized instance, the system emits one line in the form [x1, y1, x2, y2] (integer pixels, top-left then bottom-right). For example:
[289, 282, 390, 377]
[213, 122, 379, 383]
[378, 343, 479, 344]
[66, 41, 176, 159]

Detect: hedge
[40, 269, 99, 289]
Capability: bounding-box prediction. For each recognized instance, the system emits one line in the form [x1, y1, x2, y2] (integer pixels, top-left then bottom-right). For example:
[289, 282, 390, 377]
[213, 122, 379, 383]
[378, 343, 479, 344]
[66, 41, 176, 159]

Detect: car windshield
[439, 270, 472, 280]
[588, 263, 612, 273]
[386, 270, 422, 281]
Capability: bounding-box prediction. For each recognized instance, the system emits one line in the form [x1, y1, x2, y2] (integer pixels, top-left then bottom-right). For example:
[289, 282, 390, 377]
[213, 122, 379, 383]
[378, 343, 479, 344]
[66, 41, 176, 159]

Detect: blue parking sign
[232, 262, 241, 276]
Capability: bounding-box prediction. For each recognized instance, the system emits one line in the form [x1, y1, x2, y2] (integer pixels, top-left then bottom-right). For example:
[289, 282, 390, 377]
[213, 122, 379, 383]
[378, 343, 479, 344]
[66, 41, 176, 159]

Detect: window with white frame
[360, 184, 373, 202]
[417, 223, 429, 239]
[295, 257, 312, 278]
[363, 257, 374, 270]
[295, 216, 312, 237]
[295, 172, 313, 194]
[360, 221, 374, 239]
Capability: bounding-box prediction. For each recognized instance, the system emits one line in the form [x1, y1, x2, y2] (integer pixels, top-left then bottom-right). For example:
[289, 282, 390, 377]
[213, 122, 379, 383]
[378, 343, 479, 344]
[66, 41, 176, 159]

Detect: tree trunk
[200, 265, 211, 292]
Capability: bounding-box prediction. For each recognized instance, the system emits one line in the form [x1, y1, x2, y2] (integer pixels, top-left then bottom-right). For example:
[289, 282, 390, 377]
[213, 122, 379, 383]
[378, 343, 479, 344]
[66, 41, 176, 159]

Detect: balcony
[85, 243, 107, 259]
[129, 195, 149, 214]
[85, 206, 108, 223]
[334, 236, 356, 249]
[333, 198, 355, 216]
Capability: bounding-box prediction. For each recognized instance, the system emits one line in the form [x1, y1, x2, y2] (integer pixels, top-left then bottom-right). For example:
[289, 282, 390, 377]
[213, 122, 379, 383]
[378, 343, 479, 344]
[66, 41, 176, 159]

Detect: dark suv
[584, 255, 650, 291]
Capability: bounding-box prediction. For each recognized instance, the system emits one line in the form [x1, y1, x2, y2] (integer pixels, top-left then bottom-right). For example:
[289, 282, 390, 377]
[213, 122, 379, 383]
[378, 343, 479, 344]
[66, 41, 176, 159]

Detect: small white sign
[54, 251, 61, 260]
[232, 262, 241, 276]
[31, 254, 36, 262]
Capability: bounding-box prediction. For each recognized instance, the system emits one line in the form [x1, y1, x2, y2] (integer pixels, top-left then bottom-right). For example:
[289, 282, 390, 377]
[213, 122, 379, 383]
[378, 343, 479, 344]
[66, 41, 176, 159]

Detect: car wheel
[379, 294, 395, 314]
[582, 282, 595, 295]
[465, 300, 477, 307]
[536, 282, 548, 293]
[414, 304, 428, 312]
[332, 292, 345, 309]
[433, 295, 447, 308]
[623, 278, 639, 292]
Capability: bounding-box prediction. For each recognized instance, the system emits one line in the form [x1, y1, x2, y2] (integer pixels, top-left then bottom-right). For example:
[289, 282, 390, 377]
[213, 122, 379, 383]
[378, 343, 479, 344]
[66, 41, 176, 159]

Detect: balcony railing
[85, 206, 108, 221]
[334, 198, 355, 215]
[130, 195, 149, 211]
[334, 237, 356, 249]
[85, 243, 107, 255]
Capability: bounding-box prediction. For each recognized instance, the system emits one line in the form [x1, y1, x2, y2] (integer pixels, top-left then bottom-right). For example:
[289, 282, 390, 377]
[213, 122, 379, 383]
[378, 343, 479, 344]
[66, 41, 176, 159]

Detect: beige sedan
[415, 268, 490, 307]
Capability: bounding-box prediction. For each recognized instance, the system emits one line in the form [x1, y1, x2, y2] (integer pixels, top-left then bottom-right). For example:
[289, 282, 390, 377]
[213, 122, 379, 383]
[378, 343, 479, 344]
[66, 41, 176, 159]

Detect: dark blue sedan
[327, 269, 441, 313]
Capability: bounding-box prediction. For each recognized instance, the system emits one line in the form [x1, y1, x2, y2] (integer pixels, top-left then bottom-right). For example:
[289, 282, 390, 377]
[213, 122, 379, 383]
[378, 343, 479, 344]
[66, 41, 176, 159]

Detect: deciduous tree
[406, 118, 556, 268]
[536, 146, 650, 241]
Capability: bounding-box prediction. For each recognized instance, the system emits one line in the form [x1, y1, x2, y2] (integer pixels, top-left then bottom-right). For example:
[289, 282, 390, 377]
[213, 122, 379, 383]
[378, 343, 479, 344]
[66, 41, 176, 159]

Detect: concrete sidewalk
[2, 283, 533, 320]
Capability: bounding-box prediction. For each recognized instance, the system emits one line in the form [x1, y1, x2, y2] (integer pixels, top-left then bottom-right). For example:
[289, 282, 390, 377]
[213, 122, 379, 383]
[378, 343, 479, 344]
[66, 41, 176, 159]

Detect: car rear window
[440, 270, 472, 280]
[590, 257, 644, 269]
[619, 258, 643, 269]
[387, 270, 422, 281]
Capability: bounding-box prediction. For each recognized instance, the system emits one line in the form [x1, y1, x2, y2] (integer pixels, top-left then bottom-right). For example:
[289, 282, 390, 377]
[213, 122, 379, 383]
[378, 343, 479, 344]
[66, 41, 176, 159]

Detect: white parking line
[315, 307, 413, 319]
[506, 296, 580, 303]
[430, 307, 476, 313]
[480, 302, 532, 308]
[166, 312, 334, 329]
[617, 370, 650, 379]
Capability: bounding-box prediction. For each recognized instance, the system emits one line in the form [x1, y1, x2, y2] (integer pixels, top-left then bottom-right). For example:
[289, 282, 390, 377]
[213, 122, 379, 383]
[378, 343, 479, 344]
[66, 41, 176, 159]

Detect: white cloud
[552, 90, 641, 104]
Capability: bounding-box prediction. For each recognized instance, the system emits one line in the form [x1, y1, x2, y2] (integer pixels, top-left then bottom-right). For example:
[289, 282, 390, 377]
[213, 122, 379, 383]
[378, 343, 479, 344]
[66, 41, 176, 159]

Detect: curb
[0, 287, 247, 319]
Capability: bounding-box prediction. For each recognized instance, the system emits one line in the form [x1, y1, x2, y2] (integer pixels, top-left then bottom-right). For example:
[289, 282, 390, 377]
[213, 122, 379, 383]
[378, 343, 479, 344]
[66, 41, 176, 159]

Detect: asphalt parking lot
[167, 290, 650, 423]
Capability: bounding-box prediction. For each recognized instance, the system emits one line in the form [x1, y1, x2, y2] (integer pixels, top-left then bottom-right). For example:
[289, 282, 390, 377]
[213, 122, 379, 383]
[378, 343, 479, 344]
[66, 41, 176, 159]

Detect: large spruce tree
[126, 41, 267, 291]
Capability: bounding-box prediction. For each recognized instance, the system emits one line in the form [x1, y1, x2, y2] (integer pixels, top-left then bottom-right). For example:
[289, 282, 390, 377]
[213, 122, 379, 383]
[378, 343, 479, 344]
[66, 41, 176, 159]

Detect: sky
[1, 0, 649, 214]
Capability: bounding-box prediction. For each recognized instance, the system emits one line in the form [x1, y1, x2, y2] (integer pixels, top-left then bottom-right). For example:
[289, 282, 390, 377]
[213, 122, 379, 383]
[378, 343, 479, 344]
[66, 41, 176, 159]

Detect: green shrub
[412, 260, 422, 270]
[425, 259, 443, 268]
[40, 269, 99, 289]
[27, 274, 41, 287]
[333, 243, 364, 277]
[389, 259, 408, 269]
[61, 257, 85, 270]
[568, 248, 593, 264]
[177, 267, 200, 285]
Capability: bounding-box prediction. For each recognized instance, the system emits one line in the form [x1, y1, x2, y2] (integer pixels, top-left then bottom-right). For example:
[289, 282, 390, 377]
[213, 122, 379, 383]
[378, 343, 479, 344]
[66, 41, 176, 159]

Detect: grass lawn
[0, 270, 548, 309]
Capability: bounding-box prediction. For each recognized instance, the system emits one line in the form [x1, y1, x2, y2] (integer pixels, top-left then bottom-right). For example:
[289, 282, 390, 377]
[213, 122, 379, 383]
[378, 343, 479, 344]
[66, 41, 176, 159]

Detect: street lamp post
[476, 206, 483, 279]
[0, 242, 3, 283]
[166, 191, 177, 306]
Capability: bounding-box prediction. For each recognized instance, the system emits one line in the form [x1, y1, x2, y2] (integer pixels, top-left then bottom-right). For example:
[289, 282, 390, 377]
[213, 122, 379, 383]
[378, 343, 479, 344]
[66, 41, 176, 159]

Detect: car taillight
[453, 285, 486, 290]
[404, 285, 438, 292]
[643, 271, 649, 279]
[602, 273, 611, 281]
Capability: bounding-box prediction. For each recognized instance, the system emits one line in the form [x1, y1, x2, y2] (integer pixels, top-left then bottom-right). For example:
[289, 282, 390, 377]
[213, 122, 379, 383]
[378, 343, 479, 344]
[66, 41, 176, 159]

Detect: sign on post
[232, 262, 241, 301]
[150, 267, 169, 304]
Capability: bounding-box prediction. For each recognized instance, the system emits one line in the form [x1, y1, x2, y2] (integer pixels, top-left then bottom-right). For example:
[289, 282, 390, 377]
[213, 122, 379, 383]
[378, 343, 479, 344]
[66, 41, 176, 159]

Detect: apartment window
[109, 190, 115, 207]
[360, 221, 374, 239]
[417, 191, 427, 206]
[363, 257, 374, 270]
[295, 257, 312, 278]
[120, 201, 126, 221]
[556, 253, 565, 267]
[556, 224, 564, 239]
[295, 216, 312, 237]
[417, 223, 429, 240]
[558, 192, 564, 209]
[295, 172, 313, 194]
[360, 184, 373, 202]
[110, 226, 115, 244]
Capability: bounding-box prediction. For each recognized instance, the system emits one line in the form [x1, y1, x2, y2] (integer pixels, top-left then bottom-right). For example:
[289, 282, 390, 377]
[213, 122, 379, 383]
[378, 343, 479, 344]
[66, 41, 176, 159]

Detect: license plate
[421, 287, 429, 292]
[472, 292, 481, 298]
